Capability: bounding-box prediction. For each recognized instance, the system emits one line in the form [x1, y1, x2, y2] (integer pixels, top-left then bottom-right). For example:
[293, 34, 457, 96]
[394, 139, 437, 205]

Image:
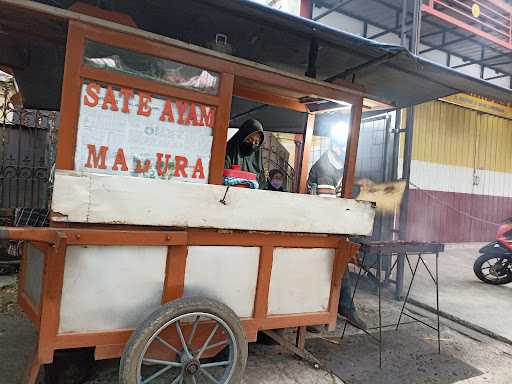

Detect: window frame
[57, 20, 363, 196]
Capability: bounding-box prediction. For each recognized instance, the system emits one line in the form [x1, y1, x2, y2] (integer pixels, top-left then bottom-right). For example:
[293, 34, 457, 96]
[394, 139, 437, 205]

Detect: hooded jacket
[307, 150, 344, 196]
[225, 119, 266, 188]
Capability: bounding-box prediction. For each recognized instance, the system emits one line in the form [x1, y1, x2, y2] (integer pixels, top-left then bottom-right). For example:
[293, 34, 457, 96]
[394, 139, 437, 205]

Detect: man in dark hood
[307, 135, 346, 196]
[306, 130, 367, 332]
[225, 119, 266, 188]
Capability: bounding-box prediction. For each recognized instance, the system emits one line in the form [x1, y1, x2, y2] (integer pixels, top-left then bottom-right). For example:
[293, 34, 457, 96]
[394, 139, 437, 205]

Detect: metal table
[342, 240, 444, 368]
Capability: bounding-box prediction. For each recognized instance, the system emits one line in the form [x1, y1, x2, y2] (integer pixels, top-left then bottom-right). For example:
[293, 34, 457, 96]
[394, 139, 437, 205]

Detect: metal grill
[0, 83, 58, 209]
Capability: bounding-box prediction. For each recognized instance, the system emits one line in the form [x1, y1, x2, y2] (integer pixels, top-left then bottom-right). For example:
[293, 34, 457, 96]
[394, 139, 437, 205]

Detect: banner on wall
[440, 93, 512, 120]
[75, 82, 216, 183]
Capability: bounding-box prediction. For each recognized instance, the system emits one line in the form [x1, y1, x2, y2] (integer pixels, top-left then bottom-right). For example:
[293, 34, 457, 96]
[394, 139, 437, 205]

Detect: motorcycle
[473, 218, 512, 285]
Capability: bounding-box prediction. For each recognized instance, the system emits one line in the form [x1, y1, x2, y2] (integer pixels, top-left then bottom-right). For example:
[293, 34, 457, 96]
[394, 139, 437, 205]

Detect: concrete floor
[404, 243, 512, 343]
[3, 275, 512, 384]
[2, 245, 512, 384]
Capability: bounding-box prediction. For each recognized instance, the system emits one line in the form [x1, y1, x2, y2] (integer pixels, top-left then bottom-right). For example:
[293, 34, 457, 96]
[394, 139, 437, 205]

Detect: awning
[1, 0, 511, 109]
[203, 0, 512, 107]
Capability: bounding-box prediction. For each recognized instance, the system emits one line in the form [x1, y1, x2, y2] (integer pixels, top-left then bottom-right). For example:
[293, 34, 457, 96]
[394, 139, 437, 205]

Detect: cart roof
[3, 0, 512, 108]
[209, 0, 512, 106]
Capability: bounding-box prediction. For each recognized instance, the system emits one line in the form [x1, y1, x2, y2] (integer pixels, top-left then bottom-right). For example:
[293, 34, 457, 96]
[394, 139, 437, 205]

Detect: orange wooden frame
[14, 13, 366, 383]
[14, 227, 357, 366]
[56, 20, 363, 192]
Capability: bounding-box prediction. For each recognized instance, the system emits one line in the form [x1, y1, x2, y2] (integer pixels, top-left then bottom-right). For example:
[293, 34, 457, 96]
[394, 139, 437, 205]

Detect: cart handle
[0, 227, 61, 244]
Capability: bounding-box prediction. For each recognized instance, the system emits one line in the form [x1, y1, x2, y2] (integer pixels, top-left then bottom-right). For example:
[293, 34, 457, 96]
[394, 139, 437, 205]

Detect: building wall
[307, 5, 510, 88]
[406, 101, 512, 242]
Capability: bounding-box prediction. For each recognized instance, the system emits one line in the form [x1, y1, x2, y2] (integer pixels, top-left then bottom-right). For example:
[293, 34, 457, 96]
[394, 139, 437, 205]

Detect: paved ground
[0, 274, 16, 289]
[2, 272, 512, 384]
[404, 243, 512, 343]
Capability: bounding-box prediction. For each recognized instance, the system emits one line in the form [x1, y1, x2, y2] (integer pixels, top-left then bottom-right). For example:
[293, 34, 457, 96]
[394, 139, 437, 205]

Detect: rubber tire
[119, 297, 248, 384]
[474, 253, 512, 285]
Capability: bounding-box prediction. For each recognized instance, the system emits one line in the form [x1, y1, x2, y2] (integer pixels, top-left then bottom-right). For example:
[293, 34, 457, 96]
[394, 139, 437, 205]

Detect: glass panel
[306, 107, 352, 197]
[84, 41, 220, 95]
[227, 96, 309, 191]
[261, 132, 297, 192]
[74, 81, 215, 183]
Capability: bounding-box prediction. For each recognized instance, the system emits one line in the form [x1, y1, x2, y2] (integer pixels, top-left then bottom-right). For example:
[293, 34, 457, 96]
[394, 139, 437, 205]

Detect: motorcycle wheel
[473, 253, 512, 285]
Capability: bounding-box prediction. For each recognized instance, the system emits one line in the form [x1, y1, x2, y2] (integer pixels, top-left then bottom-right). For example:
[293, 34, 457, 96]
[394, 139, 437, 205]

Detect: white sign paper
[75, 82, 215, 183]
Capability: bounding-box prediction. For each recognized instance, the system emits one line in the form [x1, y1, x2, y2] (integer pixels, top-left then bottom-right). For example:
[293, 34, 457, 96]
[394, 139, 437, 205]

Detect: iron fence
[0, 84, 58, 209]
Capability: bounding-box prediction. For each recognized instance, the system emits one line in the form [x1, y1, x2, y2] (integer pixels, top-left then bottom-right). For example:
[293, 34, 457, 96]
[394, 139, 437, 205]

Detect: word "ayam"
[82, 82, 215, 127]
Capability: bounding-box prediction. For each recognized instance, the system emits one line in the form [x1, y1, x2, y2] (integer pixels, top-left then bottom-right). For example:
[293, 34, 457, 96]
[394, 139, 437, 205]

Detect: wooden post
[209, 73, 234, 184]
[298, 113, 315, 194]
[296, 326, 307, 351]
[341, 98, 363, 198]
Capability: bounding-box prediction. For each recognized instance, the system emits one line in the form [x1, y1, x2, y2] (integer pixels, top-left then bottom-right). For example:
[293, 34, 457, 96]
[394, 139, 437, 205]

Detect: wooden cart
[1, 8, 375, 384]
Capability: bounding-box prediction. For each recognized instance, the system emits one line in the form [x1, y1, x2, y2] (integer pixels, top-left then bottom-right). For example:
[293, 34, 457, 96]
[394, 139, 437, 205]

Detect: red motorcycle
[473, 218, 512, 285]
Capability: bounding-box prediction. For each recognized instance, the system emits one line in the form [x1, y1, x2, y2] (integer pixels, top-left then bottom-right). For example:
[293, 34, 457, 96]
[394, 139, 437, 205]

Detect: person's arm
[258, 168, 267, 190]
[307, 166, 317, 194]
[224, 154, 232, 170]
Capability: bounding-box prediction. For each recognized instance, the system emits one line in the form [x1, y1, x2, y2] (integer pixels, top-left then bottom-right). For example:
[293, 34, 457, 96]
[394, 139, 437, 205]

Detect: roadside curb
[408, 298, 512, 346]
[442, 243, 487, 250]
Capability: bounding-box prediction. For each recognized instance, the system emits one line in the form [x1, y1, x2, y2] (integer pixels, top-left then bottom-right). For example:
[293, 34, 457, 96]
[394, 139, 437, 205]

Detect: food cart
[0, 5, 376, 384]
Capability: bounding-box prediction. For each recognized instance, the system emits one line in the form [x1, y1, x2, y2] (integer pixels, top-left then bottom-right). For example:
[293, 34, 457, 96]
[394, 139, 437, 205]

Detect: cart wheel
[119, 297, 247, 384]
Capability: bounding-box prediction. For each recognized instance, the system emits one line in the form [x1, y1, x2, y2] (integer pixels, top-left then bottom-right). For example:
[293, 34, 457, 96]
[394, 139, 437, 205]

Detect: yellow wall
[406, 100, 512, 173]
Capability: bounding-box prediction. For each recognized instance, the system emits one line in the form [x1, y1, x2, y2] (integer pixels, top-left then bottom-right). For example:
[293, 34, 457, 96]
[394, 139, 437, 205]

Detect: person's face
[332, 143, 346, 159]
[271, 173, 283, 184]
[244, 131, 262, 146]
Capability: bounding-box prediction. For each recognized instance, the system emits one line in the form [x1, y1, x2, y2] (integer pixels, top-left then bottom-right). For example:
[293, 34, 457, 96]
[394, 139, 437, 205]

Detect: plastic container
[223, 165, 256, 180]
[223, 165, 256, 188]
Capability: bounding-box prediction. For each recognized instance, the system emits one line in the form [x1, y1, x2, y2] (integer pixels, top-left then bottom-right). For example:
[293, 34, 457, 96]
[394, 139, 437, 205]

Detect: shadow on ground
[308, 328, 481, 384]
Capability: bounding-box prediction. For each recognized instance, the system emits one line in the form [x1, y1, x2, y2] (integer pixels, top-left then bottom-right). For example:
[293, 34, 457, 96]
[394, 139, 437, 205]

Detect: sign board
[441, 93, 512, 120]
[75, 82, 216, 183]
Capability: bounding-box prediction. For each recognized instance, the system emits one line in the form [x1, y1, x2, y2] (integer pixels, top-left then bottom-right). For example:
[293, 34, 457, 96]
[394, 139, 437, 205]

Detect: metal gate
[355, 112, 396, 240]
[0, 85, 58, 209]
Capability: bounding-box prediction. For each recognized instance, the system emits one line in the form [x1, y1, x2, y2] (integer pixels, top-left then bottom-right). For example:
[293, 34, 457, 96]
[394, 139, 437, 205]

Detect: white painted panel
[59, 245, 166, 333]
[268, 248, 334, 315]
[183, 246, 259, 317]
[408, 159, 512, 198]
[52, 170, 375, 236]
[24, 243, 45, 308]
[75, 84, 213, 183]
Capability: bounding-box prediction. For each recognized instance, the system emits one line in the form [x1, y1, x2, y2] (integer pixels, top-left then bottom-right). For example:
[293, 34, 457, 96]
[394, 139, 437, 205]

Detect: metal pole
[400, 0, 408, 47]
[299, 0, 313, 19]
[380, 116, 392, 241]
[410, 0, 422, 55]
[378, 251, 383, 368]
[399, 0, 421, 240]
[436, 252, 441, 354]
[395, 253, 405, 299]
[399, 108, 414, 240]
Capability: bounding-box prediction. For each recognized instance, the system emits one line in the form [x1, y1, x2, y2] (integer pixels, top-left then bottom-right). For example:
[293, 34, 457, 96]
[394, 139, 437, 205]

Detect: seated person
[267, 169, 287, 192]
[224, 119, 265, 188]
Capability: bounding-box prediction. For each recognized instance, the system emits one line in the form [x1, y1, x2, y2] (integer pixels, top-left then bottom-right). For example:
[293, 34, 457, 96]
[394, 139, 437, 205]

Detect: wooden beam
[233, 82, 308, 113]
